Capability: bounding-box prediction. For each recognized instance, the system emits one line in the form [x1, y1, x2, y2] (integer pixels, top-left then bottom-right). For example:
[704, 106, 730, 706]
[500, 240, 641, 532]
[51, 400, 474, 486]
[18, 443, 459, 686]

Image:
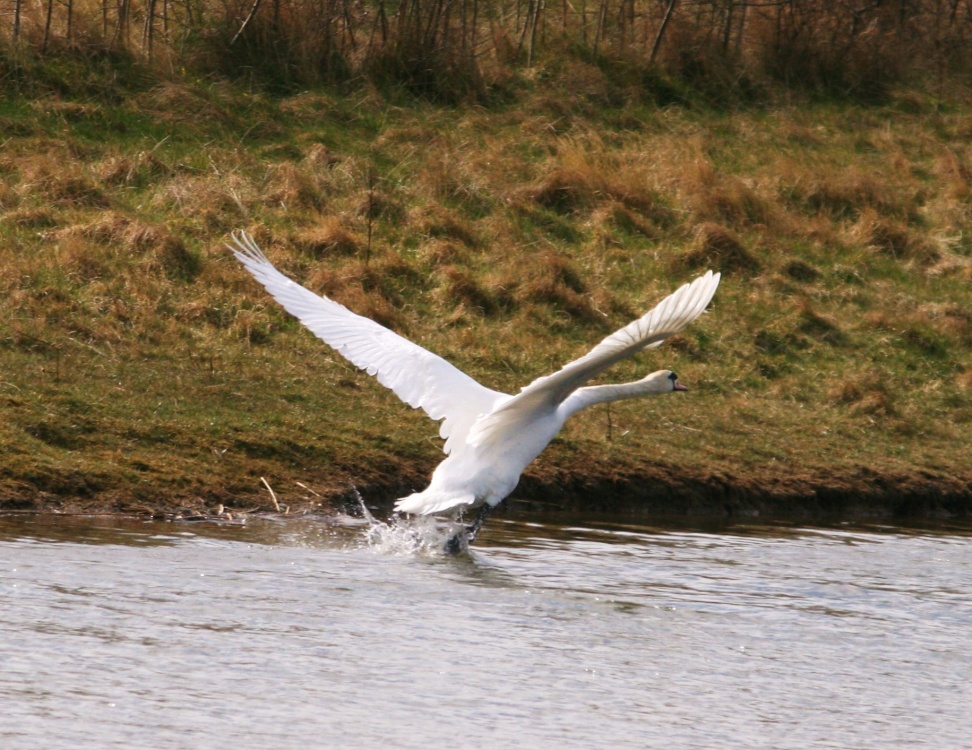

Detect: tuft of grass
[264, 163, 324, 212]
[830, 371, 896, 417]
[409, 204, 479, 247]
[850, 210, 940, 265]
[294, 217, 360, 257]
[98, 151, 171, 188]
[682, 159, 773, 227]
[435, 265, 497, 317]
[20, 165, 109, 208]
[795, 299, 846, 347]
[680, 222, 760, 275]
[784, 260, 821, 283]
[525, 167, 597, 214]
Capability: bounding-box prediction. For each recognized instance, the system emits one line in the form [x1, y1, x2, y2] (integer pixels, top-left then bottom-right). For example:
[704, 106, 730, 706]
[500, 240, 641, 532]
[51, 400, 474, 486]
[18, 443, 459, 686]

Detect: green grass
[1, 64, 971, 519]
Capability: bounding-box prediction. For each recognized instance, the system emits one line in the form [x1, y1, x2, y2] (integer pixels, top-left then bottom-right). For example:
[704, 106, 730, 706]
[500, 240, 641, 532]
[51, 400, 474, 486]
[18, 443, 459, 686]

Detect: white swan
[229, 231, 720, 549]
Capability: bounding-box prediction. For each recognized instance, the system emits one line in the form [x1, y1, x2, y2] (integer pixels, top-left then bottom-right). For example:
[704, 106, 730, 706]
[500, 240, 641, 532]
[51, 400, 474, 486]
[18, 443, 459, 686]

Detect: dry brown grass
[794, 298, 846, 347]
[490, 247, 604, 325]
[515, 135, 673, 228]
[781, 165, 914, 222]
[302, 143, 342, 171]
[1, 207, 57, 228]
[848, 210, 940, 265]
[927, 251, 972, 280]
[57, 236, 110, 282]
[263, 162, 324, 211]
[679, 222, 760, 275]
[355, 190, 406, 223]
[409, 204, 479, 247]
[524, 167, 598, 214]
[435, 265, 496, 316]
[830, 371, 896, 417]
[294, 216, 360, 257]
[97, 151, 171, 188]
[53, 212, 196, 278]
[18, 160, 108, 208]
[306, 254, 415, 329]
[591, 203, 659, 243]
[935, 149, 972, 200]
[418, 239, 467, 268]
[151, 170, 255, 232]
[783, 260, 821, 283]
[129, 83, 233, 128]
[681, 159, 773, 227]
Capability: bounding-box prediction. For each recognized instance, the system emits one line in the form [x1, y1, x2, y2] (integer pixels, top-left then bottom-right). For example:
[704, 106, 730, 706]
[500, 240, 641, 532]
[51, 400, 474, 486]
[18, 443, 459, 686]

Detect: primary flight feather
[229, 231, 720, 548]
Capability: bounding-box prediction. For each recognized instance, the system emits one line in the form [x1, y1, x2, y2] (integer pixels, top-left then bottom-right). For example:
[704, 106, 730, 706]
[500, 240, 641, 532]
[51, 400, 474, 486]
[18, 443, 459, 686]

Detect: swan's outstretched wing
[229, 232, 504, 454]
[468, 270, 720, 446]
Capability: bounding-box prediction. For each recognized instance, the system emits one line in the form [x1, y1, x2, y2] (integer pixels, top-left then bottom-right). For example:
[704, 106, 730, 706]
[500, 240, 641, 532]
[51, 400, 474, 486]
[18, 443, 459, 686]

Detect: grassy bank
[1, 62, 971, 521]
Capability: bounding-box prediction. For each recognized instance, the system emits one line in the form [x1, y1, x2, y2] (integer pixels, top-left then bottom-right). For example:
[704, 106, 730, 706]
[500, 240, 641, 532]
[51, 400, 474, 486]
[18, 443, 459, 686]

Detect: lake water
[1, 510, 971, 749]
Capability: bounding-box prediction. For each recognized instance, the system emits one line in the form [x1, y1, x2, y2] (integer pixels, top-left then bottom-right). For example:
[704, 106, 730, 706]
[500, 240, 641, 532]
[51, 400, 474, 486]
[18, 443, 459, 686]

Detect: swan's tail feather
[394, 491, 477, 516]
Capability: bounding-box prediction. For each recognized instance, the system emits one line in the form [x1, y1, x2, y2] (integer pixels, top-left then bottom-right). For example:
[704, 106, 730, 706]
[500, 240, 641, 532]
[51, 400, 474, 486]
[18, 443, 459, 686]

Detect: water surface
[1, 512, 970, 749]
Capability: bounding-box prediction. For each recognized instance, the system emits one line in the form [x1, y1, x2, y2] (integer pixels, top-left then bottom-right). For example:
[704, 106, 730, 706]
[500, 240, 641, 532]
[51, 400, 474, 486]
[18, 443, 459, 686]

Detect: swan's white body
[229, 231, 720, 519]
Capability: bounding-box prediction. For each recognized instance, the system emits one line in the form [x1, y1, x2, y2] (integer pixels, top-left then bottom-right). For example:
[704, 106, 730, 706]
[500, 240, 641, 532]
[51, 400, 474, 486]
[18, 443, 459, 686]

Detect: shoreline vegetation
[1, 2, 972, 522]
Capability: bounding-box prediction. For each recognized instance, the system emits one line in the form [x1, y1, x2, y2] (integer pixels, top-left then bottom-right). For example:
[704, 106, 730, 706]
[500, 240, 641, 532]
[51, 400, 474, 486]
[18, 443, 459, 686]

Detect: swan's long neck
[560, 378, 670, 420]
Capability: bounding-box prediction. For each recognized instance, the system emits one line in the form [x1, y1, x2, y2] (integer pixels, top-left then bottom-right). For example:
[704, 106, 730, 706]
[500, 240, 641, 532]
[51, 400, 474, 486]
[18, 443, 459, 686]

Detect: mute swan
[229, 231, 720, 550]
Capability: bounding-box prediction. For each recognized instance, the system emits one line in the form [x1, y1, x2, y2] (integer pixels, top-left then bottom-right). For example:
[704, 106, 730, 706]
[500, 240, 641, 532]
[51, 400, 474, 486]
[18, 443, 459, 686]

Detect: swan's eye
[669, 372, 678, 382]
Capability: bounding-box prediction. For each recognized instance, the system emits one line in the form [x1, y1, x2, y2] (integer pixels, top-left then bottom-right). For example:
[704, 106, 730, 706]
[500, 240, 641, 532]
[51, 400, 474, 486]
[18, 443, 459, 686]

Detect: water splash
[353, 488, 465, 557]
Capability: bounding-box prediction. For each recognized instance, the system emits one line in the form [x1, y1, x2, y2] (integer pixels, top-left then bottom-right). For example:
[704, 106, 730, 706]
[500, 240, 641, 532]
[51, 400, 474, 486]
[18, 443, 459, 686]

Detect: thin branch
[232, 0, 264, 45]
[650, 0, 679, 62]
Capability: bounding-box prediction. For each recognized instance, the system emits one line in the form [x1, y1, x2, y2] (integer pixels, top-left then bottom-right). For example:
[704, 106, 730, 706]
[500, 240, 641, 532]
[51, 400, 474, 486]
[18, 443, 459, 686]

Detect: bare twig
[296, 481, 321, 498]
[260, 476, 281, 512]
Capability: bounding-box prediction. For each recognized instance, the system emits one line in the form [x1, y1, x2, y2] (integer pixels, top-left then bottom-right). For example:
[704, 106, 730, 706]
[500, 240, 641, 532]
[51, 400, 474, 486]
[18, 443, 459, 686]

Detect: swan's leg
[442, 503, 492, 554]
[464, 502, 492, 543]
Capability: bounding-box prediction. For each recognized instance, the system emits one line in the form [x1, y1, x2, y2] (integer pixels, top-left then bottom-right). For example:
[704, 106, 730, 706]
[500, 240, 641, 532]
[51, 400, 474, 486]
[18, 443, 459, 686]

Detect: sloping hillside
[1, 67, 970, 519]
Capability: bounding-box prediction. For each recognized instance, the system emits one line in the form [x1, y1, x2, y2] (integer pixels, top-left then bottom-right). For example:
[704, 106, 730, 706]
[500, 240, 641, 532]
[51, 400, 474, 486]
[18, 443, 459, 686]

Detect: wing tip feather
[226, 229, 269, 267]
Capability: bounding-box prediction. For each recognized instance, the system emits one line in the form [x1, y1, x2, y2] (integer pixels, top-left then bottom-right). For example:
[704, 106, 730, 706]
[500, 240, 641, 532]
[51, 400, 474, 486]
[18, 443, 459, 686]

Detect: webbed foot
[443, 532, 467, 555]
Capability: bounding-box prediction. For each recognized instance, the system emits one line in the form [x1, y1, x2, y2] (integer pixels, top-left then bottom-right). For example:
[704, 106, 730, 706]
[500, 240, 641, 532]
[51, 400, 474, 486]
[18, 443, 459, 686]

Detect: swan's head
[642, 370, 688, 393]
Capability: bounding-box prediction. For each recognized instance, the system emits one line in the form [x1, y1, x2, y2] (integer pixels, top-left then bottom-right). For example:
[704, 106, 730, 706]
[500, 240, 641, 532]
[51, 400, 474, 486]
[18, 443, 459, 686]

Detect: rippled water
[2, 511, 971, 749]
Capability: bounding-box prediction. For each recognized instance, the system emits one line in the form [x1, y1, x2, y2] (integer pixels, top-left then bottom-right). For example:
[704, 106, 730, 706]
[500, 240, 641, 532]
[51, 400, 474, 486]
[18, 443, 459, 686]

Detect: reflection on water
[1, 511, 971, 750]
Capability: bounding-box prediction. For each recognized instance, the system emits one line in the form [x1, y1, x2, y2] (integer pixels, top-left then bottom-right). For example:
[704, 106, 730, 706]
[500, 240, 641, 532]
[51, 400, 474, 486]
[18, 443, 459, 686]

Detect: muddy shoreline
[509, 468, 972, 523]
[3, 463, 970, 525]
